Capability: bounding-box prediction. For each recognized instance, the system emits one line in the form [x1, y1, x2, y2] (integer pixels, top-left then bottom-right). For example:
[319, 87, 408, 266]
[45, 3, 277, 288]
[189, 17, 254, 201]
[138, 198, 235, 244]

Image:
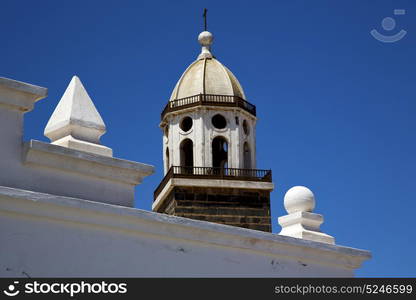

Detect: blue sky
[2, 0, 415, 277]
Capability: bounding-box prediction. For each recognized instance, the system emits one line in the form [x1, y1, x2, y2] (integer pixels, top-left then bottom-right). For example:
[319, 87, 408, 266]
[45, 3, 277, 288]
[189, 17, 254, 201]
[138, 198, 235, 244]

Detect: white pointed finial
[278, 186, 335, 244]
[44, 76, 113, 157]
[197, 31, 213, 59]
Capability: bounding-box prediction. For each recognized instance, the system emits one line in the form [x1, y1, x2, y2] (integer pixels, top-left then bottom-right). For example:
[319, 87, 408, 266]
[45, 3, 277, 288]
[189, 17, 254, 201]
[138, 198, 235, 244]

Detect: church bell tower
[153, 26, 274, 232]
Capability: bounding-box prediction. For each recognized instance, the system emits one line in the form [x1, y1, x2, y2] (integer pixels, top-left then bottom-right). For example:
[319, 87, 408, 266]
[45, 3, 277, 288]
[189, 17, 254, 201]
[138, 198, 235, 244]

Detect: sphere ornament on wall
[283, 186, 315, 214]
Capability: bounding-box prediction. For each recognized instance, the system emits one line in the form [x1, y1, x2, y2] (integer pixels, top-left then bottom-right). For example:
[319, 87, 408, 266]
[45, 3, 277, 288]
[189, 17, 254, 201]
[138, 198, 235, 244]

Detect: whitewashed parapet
[23, 140, 154, 186]
[0, 77, 47, 111]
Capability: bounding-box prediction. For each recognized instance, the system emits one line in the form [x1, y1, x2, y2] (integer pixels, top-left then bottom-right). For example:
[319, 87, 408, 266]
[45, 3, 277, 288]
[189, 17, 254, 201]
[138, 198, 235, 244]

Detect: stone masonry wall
[157, 186, 271, 232]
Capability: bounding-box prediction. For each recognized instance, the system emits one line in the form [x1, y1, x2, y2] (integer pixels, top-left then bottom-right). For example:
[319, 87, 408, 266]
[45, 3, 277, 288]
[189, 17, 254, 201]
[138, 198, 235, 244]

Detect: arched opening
[180, 139, 193, 173]
[164, 125, 169, 138]
[212, 114, 227, 129]
[242, 120, 249, 135]
[180, 116, 193, 132]
[243, 142, 251, 169]
[212, 136, 228, 171]
[165, 147, 170, 172]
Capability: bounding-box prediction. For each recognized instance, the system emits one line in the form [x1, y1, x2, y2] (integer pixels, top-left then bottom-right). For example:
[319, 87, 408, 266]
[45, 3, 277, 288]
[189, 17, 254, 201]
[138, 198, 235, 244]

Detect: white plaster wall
[0, 109, 24, 184]
[0, 187, 369, 277]
[162, 107, 258, 174]
[0, 106, 136, 207]
[0, 214, 347, 277]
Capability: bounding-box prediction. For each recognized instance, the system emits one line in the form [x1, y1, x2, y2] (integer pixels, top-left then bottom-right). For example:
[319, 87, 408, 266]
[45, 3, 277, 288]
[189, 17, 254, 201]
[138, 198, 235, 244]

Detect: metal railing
[154, 166, 272, 200]
[161, 94, 256, 120]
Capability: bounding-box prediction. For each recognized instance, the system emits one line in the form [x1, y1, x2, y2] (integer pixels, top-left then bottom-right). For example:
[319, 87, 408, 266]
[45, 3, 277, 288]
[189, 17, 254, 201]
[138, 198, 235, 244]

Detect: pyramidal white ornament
[44, 76, 113, 157]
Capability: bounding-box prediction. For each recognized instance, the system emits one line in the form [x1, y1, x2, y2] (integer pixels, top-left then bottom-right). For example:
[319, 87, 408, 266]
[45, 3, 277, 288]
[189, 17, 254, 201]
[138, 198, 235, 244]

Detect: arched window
[180, 139, 194, 172]
[212, 136, 228, 170]
[165, 147, 170, 172]
[242, 120, 249, 135]
[243, 142, 251, 169]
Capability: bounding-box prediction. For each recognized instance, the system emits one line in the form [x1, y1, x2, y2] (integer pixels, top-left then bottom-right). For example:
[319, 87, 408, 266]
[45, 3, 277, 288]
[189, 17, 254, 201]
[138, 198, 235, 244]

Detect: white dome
[283, 186, 315, 214]
[169, 31, 246, 101]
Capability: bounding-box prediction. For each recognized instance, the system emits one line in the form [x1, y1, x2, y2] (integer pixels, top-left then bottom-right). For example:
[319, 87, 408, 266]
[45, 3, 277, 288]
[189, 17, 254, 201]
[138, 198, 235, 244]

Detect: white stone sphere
[284, 186, 315, 213]
[198, 31, 213, 46]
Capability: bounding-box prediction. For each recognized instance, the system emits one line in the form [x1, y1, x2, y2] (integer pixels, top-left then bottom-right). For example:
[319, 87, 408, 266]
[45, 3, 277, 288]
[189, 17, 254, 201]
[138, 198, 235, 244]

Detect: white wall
[0, 186, 370, 277]
[0, 78, 153, 207]
[0, 105, 133, 206]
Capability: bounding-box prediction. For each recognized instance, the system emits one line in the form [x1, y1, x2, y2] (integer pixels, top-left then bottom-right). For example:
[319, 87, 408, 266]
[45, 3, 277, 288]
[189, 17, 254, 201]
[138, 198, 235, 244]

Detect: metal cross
[203, 8, 207, 31]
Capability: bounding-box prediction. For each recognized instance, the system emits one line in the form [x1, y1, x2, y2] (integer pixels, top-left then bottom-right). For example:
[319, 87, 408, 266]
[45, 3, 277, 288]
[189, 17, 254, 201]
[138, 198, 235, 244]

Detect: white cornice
[0, 185, 371, 271]
[0, 77, 47, 112]
[23, 140, 154, 185]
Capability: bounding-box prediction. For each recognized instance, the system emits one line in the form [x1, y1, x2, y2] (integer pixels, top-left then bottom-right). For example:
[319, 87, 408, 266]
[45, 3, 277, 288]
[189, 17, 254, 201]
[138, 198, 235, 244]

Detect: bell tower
[153, 27, 274, 232]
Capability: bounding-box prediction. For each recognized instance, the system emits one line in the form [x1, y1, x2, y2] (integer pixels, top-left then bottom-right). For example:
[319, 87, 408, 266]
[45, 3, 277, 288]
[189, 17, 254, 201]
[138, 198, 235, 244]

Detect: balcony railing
[161, 94, 256, 120]
[154, 166, 272, 201]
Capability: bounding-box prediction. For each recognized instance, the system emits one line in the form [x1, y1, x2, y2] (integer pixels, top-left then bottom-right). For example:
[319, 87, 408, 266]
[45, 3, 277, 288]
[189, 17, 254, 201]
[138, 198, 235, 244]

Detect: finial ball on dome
[284, 186, 315, 214]
[198, 31, 213, 46]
